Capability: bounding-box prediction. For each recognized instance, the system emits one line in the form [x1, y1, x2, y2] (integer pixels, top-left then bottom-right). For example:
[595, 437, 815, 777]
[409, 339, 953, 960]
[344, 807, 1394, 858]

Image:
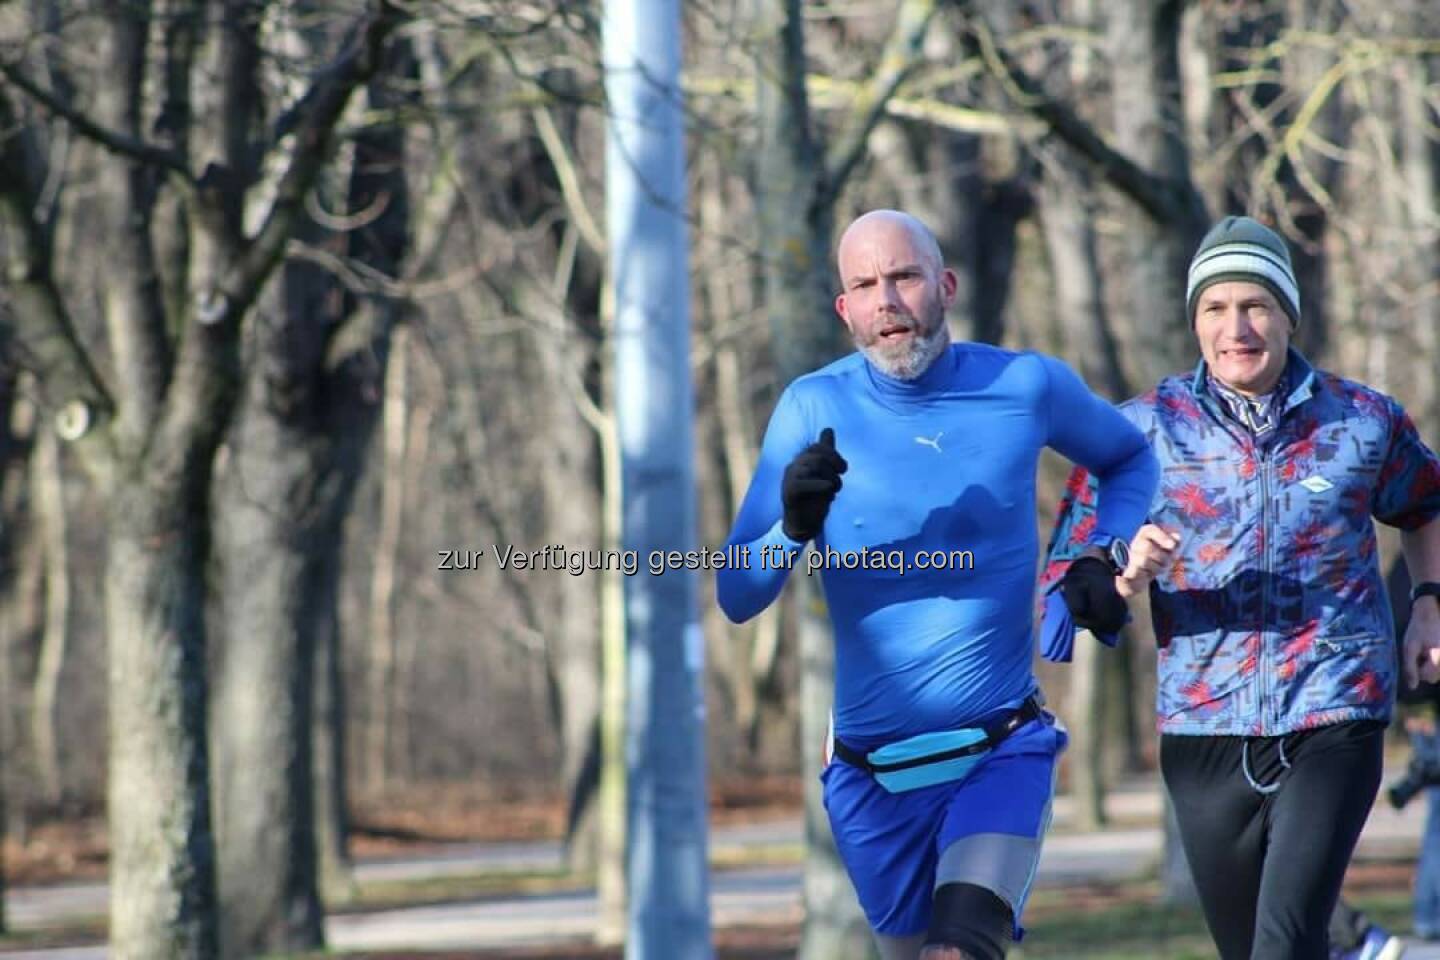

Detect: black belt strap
[832, 696, 1043, 774]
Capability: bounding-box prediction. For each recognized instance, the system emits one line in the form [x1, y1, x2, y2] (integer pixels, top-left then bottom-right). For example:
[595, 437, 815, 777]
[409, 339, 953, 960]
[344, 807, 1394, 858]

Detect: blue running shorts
[822, 710, 1068, 938]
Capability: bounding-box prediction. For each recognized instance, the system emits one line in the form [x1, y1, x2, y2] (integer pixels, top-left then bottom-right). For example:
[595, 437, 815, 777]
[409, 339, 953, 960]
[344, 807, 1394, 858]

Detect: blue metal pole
[603, 1, 712, 957]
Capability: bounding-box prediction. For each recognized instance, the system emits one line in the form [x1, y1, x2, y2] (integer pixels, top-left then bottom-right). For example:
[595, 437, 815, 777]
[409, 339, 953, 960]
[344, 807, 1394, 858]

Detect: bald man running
[717, 210, 1160, 959]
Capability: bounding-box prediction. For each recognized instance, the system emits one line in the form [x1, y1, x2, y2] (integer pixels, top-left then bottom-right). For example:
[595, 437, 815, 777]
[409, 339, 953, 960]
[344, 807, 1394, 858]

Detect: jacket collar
[1188, 346, 1316, 415]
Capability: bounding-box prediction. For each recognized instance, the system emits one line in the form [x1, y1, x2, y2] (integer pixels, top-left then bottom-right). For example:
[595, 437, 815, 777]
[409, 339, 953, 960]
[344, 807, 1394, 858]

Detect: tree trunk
[867, 118, 1002, 344]
[1395, 43, 1439, 435]
[535, 334, 602, 868]
[752, 2, 848, 951]
[972, 172, 1029, 346]
[367, 323, 409, 791]
[750, 1, 869, 951]
[106, 490, 219, 960]
[1037, 157, 1119, 828]
[0, 371, 29, 931]
[700, 163, 781, 756]
[751, 0, 848, 384]
[212, 51, 412, 943]
[210, 341, 327, 956]
[1161, 795, 1196, 906]
[1111, 634, 1146, 774]
[0, 734, 6, 932]
[1105, 0, 1207, 384]
[213, 287, 401, 950]
[392, 386, 432, 782]
[750, 2, 937, 953]
[30, 422, 68, 806]
[713, 342, 767, 745]
[312, 541, 354, 901]
[797, 584, 876, 960]
[1038, 157, 1127, 399]
[315, 55, 413, 888]
[0, 389, 40, 848]
[212, 278, 404, 956]
[3, 522, 41, 843]
[1102, 0, 1204, 904]
[595, 367, 627, 945]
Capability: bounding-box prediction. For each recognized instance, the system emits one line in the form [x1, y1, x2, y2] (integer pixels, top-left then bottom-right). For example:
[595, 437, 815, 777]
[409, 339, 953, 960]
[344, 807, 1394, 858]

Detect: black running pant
[1160, 720, 1384, 960]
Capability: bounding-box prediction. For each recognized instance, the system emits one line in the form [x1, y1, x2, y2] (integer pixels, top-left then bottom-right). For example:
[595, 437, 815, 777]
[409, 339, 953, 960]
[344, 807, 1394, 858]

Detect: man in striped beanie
[1039, 213, 1440, 960]
[1186, 214, 1302, 330]
[1184, 216, 1302, 440]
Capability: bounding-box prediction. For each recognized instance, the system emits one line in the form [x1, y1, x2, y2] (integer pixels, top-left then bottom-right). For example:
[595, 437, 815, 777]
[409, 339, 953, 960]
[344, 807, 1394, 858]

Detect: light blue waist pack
[832, 697, 1041, 793]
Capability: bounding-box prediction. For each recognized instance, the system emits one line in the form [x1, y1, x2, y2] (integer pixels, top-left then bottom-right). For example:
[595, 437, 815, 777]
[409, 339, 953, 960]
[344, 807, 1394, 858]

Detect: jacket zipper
[1257, 439, 1273, 735]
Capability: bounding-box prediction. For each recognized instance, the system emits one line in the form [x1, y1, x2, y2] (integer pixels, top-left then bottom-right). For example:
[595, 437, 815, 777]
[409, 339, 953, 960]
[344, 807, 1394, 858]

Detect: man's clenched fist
[782, 427, 848, 542]
[1115, 525, 1181, 599]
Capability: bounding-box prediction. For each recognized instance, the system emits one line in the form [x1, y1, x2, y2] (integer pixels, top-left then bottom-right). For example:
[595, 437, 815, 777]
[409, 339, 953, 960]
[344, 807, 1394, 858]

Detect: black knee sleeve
[924, 882, 1014, 960]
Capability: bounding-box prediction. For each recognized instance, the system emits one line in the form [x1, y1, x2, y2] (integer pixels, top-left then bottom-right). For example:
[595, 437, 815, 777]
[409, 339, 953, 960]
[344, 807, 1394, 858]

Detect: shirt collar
[1189, 346, 1315, 412]
[1188, 347, 1315, 439]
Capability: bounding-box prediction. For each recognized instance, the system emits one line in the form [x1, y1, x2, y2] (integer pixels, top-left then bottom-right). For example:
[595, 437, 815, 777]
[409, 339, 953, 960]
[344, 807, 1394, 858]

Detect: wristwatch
[1091, 536, 1131, 575]
[1413, 582, 1440, 607]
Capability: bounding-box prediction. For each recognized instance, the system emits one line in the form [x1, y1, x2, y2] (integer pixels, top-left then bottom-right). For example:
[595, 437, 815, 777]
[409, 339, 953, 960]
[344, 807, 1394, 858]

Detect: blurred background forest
[0, 0, 1437, 955]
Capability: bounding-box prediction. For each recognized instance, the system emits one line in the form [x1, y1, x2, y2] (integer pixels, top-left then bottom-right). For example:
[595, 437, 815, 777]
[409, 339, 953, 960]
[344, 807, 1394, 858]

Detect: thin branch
[531, 105, 605, 256]
[287, 240, 401, 297]
[811, 77, 1031, 135]
[1224, 29, 1440, 64]
[222, 2, 407, 321]
[1213, 67, 1287, 89]
[960, 10, 1188, 224]
[1254, 52, 1366, 234]
[0, 89, 115, 465]
[823, 0, 939, 199]
[93, 2, 174, 448]
[149, 1, 406, 493]
[690, 72, 1027, 135]
[286, 238, 488, 304]
[156, 0, 201, 163]
[0, 61, 196, 190]
[306, 185, 392, 232]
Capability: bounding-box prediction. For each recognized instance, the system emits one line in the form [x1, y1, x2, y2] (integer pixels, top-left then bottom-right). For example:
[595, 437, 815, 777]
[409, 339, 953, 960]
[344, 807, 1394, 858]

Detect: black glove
[781, 427, 848, 542]
[1060, 556, 1129, 635]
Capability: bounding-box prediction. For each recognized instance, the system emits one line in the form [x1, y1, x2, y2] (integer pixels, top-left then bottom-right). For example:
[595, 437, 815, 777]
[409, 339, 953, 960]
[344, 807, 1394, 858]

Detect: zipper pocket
[1313, 632, 1374, 655]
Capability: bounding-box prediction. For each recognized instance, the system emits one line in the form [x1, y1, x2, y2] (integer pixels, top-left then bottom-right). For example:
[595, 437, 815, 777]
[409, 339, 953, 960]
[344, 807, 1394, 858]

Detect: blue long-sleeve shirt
[717, 343, 1158, 747]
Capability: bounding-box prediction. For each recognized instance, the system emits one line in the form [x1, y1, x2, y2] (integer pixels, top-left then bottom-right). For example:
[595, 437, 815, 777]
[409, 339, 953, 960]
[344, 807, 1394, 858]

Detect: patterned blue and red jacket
[1040, 349, 1440, 736]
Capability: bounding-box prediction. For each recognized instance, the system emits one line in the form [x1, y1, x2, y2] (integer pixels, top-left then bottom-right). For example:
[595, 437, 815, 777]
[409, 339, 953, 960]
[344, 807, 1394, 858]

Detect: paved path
[5, 779, 1440, 956]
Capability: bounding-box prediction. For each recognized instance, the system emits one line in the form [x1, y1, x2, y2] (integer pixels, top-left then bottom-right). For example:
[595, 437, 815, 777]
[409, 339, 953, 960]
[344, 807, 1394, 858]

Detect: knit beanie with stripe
[1185, 216, 1300, 328]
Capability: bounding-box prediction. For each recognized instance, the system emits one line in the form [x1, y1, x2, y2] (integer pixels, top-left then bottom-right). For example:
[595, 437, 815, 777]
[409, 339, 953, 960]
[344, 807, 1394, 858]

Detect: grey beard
[861, 325, 949, 380]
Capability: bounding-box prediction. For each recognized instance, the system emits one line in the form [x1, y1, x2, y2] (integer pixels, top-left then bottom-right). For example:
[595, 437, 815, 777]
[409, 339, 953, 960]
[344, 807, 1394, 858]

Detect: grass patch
[710, 842, 803, 869]
[1017, 886, 1212, 959]
[339, 866, 588, 912]
[1344, 888, 1413, 936]
[0, 914, 108, 950]
[342, 844, 804, 913]
[18, 855, 1420, 960]
[1014, 875, 1422, 958]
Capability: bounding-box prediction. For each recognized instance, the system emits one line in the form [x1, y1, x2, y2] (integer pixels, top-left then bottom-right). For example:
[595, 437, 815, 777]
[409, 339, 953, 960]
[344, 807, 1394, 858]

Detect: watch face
[1108, 538, 1130, 573]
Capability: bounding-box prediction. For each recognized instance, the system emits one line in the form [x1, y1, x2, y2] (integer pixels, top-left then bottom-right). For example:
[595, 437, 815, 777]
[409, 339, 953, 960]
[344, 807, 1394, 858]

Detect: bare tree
[210, 28, 416, 951]
[0, 2, 402, 953]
